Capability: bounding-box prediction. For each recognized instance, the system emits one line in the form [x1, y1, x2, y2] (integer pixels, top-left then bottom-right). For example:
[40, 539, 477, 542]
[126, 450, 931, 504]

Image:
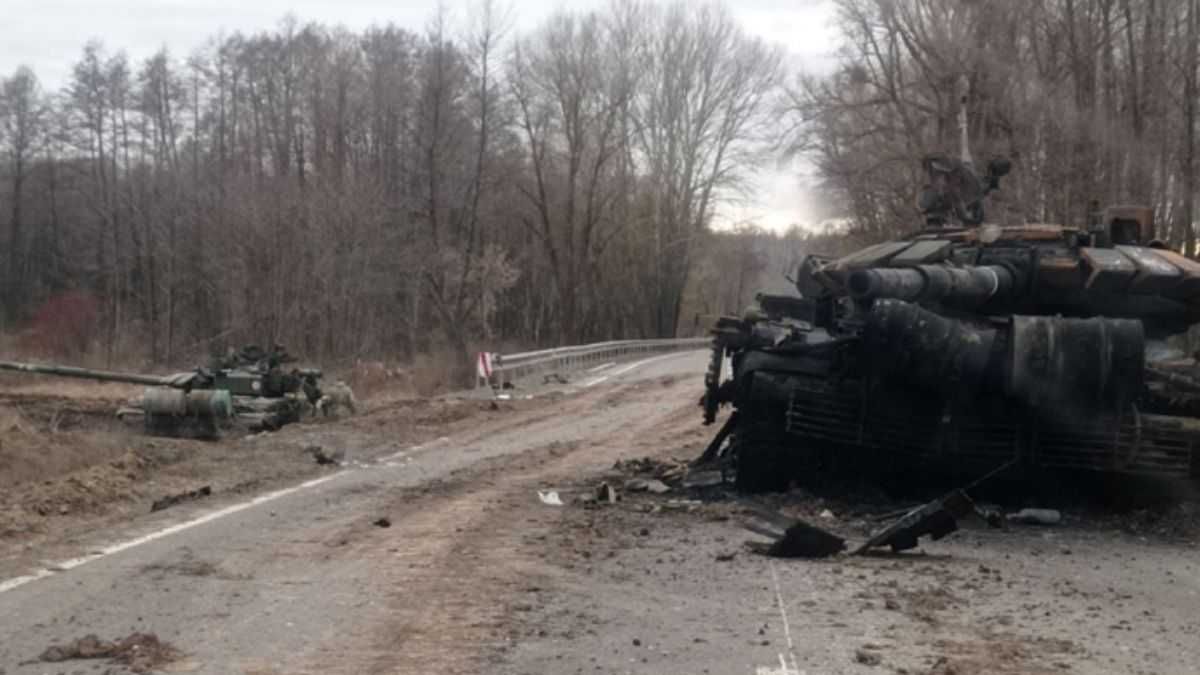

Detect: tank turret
[0, 345, 329, 438]
[700, 150, 1200, 492]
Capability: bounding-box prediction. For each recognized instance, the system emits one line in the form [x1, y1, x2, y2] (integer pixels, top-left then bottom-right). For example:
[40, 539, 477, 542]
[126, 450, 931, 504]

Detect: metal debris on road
[853, 489, 976, 554]
[613, 456, 688, 484]
[625, 478, 671, 494]
[741, 504, 846, 558]
[595, 482, 618, 504]
[537, 490, 564, 506]
[1007, 508, 1062, 526]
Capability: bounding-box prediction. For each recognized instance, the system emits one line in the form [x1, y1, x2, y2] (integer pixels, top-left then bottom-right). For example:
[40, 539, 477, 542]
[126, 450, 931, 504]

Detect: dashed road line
[0, 472, 346, 595]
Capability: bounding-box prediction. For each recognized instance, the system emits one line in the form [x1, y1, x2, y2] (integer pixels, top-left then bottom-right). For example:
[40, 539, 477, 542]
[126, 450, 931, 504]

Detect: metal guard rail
[486, 338, 710, 387]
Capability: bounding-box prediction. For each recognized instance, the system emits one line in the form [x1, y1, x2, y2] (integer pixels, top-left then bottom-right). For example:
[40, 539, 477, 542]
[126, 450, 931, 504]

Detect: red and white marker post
[476, 351, 495, 389]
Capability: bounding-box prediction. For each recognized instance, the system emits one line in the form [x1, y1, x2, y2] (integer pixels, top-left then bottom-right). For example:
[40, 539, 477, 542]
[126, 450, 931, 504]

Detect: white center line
[0, 471, 346, 595]
[769, 560, 802, 674]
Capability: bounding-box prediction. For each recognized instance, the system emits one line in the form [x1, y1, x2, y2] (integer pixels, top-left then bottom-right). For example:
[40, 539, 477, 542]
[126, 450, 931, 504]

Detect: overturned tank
[702, 155, 1200, 491]
[0, 345, 325, 438]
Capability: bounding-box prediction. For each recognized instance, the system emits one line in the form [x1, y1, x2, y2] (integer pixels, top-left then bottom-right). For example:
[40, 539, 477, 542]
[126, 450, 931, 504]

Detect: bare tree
[0, 66, 45, 325]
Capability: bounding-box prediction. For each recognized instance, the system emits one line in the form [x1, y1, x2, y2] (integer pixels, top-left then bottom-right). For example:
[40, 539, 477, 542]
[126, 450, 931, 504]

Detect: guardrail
[480, 338, 711, 388]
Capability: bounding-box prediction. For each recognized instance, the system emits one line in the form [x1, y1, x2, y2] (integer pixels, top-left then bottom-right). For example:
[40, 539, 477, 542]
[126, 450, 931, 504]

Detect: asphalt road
[5, 347, 1200, 675]
[0, 350, 709, 674]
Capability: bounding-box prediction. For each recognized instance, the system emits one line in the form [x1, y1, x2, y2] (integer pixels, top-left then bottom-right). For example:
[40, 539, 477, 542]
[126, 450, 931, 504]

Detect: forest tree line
[792, 0, 1200, 249]
[3, 0, 1200, 375]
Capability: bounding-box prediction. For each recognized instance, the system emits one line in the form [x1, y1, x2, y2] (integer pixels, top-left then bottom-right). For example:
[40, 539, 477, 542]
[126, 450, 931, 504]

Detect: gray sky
[5, 0, 839, 230]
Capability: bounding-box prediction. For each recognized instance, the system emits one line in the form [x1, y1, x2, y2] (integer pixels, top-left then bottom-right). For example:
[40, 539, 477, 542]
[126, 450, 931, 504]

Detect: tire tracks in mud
[285, 376, 704, 675]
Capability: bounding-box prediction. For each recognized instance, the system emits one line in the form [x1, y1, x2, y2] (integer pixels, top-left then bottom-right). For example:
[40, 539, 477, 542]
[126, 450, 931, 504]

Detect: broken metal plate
[741, 503, 847, 559]
[853, 489, 975, 554]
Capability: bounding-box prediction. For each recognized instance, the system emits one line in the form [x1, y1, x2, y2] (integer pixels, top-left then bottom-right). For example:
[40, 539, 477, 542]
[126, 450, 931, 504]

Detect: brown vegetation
[0, 1, 790, 380]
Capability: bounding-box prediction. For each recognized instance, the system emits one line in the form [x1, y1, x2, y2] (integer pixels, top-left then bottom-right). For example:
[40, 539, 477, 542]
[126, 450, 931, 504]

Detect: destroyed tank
[0, 345, 324, 438]
[701, 154, 1200, 491]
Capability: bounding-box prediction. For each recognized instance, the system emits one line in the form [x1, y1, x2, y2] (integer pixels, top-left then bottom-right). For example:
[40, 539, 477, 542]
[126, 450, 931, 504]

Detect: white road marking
[585, 361, 617, 373]
[0, 471, 345, 595]
[583, 351, 693, 388]
[753, 560, 804, 675]
[755, 654, 805, 675]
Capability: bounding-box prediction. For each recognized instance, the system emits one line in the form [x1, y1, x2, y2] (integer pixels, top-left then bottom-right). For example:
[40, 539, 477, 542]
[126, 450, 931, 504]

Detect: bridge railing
[480, 338, 710, 388]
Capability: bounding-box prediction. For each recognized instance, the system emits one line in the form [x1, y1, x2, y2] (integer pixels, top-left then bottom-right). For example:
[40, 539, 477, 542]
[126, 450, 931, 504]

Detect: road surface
[2, 348, 1200, 675]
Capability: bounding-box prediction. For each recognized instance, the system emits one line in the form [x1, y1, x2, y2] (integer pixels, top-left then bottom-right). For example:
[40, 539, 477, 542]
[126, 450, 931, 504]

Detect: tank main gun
[847, 264, 1020, 308]
[0, 345, 333, 438]
[0, 360, 195, 388]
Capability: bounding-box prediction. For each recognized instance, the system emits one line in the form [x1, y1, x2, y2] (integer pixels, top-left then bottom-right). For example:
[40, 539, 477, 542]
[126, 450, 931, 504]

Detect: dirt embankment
[0, 382, 532, 565]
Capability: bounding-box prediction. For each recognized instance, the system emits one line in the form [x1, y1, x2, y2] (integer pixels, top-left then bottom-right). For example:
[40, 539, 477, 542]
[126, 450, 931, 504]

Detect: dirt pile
[1109, 501, 1200, 540]
[39, 632, 182, 673]
[0, 449, 154, 538]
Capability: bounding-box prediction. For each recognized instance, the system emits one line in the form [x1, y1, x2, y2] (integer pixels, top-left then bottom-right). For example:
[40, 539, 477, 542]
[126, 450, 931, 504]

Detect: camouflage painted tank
[0, 345, 325, 438]
[702, 155, 1200, 491]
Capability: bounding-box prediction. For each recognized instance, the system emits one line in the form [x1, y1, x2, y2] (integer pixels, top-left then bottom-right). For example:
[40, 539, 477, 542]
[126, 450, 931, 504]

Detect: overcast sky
[5, 0, 839, 230]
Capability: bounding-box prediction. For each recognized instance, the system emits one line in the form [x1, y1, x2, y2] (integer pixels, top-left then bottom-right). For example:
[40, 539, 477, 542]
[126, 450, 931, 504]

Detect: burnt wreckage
[702, 156, 1200, 492]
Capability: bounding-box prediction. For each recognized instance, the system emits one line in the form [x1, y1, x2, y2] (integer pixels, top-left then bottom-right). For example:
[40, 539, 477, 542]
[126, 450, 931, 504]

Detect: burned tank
[0, 345, 324, 438]
[701, 154, 1200, 491]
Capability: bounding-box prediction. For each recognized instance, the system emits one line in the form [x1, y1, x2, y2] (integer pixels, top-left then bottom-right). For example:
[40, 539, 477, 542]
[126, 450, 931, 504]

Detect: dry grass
[0, 398, 135, 489]
[337, 348, 472, 401]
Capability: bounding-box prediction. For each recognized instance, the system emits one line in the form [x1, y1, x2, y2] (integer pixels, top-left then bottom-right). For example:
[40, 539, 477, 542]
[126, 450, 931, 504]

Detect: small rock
[373, 517, 391, 528]
[854, 648, 882, 666]
[625, 478, 670, 494]
[644, 480, 670, 494]
[819, 509, 835, 519]
[715, 551, 737, 562]
[681, 470, 724, 488]
[596, 482, 618, 504]
[632, 638, 642, 647]
[308, 445, 344, 466]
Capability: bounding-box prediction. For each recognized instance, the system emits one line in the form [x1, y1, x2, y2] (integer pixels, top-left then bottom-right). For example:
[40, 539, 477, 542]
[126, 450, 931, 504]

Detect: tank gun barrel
[847, 264, 1018, 307]
[0, 360, 173, 387]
